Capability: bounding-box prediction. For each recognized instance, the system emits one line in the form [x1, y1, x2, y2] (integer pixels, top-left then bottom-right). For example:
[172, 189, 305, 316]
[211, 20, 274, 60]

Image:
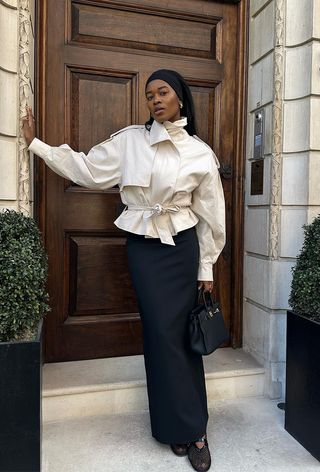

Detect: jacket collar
[149, 119, 171, 146]
[149, 117, 188, 146]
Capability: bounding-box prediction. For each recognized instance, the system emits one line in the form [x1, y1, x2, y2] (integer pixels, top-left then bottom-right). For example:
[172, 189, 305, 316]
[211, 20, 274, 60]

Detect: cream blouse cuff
[197, 262, 214, 281]
[28, 137, 50, 155]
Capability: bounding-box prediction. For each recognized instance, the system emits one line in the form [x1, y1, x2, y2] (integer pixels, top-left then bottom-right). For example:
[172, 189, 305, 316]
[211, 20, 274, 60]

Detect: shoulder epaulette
[193, 135, 220, 168]
[110, 125, 145, 138]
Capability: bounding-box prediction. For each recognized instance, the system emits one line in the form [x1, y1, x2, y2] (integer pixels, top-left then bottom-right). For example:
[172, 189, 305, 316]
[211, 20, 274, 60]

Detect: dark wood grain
[35, 0, 246, 362]
[68, 235, 139, 314]
[71, 2, 217, 59]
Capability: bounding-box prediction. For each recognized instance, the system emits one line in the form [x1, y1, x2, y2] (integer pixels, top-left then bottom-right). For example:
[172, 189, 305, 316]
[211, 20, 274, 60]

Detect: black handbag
[189, 289, 229, 355]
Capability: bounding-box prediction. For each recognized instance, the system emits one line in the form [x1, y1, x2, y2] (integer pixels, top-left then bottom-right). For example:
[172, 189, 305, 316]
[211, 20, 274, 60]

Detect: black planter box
[0, 320, 43, 472]
[285, 310, 320, 461]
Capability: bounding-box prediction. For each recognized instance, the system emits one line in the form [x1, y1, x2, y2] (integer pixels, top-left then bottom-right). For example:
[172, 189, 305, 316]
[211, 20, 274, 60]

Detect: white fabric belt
[125, 203, 191, 245]
[126, 203, 190, 220]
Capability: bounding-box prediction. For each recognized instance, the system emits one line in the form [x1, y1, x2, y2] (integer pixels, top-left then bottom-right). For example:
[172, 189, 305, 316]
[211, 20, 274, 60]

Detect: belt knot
[151, 203, 181, 215]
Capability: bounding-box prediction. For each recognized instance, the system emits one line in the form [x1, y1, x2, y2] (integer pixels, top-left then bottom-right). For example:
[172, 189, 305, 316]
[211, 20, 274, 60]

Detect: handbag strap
[197, 288, 214, 308]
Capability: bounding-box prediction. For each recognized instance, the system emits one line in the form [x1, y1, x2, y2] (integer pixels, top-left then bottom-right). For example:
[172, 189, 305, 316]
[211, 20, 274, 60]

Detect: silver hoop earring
[179, 102, 183, 109]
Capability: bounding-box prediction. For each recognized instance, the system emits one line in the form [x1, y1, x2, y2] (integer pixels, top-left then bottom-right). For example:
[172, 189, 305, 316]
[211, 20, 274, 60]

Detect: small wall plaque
[250, 160, 264, 195]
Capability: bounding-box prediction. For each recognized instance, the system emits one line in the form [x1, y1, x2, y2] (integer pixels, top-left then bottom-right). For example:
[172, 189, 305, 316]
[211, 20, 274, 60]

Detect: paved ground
[42, 397, 320, 472]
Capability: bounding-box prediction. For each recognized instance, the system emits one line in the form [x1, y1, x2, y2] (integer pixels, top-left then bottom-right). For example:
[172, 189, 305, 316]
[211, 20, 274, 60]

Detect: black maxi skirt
[126, 226, 209, 444]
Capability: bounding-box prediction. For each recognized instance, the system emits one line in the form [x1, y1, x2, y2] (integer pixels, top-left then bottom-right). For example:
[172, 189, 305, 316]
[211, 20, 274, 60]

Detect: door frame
[33, 0, 249, 356]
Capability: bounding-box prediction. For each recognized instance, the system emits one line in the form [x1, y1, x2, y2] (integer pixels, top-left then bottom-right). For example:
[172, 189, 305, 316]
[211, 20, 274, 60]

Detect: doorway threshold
[42, 348, 265, 423]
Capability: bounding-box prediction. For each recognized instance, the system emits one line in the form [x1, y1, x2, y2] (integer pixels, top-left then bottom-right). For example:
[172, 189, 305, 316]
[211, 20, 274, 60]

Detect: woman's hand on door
[22, 106, 36, 146]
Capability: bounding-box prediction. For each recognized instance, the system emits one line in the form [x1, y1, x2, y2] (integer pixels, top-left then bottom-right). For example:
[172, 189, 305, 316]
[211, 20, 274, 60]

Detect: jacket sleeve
[191, 153, 226, 281]
[28, 136, 121, 190]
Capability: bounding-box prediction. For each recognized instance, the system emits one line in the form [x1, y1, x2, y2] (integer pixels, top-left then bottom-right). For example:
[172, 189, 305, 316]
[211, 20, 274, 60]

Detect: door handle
[219, 164, 232, 180]
[222, 240, 231, 261]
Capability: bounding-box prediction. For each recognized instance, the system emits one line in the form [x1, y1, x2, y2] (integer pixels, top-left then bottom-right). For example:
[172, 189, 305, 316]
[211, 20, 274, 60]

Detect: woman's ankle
[194, 433, 207, 449]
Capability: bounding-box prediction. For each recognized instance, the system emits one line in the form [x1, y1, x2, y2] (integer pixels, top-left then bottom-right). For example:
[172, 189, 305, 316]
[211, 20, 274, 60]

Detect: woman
[22, 69, 225, 472]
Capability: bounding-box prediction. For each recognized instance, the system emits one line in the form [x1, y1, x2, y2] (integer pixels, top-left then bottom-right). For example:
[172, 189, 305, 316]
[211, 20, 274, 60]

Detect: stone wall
[0, 0, 34, 215]
[243, 0, 320, 398]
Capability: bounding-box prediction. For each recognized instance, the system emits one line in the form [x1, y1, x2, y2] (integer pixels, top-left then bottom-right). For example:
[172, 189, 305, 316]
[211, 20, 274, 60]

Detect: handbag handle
[197, 287, 221, 319]
[197, 287, 214, 309]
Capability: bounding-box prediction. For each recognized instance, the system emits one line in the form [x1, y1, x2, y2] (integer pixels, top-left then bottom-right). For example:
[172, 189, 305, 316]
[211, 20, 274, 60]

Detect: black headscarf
[145, 69, 197, 136]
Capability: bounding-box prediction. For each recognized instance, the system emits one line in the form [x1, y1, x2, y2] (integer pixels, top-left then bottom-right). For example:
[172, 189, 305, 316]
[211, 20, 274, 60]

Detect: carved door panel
[36, 0, 245, 361]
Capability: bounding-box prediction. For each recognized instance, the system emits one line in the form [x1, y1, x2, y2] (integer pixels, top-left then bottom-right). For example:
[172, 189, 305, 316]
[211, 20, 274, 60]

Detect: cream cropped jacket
[28, 117, 226, 281]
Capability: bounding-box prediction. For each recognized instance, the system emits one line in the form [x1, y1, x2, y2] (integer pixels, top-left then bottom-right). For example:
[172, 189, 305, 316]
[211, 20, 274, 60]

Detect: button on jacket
[28, 117, 226, 281]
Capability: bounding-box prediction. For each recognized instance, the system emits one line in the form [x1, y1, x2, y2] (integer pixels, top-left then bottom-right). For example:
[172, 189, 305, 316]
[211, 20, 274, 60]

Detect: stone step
[42, 348, 265, 423]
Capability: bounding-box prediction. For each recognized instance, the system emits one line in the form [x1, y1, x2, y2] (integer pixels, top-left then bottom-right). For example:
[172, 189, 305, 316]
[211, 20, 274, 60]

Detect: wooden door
[35, 0, 246, 362]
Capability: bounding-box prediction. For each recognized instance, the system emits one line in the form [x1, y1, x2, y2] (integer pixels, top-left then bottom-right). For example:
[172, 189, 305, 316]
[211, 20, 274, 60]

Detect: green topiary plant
[289, 214, 320, 322]
[0, 209, 50, 342]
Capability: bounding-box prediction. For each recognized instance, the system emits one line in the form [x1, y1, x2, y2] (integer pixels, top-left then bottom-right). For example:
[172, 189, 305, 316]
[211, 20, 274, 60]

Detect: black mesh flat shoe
[187, 435, 211, 471]
[170, 443, 189, 456]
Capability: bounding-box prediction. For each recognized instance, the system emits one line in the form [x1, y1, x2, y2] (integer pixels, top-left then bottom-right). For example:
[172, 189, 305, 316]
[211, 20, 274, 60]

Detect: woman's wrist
[198, 280, 214, 292]
[26, 138, 33, 147]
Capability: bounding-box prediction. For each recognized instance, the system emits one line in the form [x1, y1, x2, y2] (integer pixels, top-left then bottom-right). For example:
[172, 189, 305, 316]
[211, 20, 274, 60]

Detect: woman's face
[145, 79, 181, 123]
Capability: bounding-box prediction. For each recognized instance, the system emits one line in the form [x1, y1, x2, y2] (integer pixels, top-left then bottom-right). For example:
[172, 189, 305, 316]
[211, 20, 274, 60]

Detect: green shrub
[0, 209, 50, 342]
[289, 214, 320, 321]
